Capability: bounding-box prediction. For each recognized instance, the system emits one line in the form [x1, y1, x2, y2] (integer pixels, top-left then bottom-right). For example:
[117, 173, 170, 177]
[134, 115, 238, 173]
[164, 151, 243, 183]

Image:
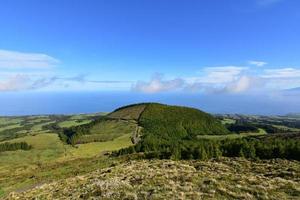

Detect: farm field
[0, 113, 134, 196]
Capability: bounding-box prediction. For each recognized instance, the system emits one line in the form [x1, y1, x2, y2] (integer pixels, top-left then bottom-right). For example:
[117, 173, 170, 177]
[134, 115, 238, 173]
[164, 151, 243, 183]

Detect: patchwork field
[0, 104, 300, 199]
[0, 113, 134, 197]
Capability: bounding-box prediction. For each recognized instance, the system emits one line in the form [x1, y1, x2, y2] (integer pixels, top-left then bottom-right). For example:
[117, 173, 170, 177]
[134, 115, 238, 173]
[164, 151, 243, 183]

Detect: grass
[65, 133, 133, 159]
[0, 155, 121, 197]
[69, 112, 105, 120]
[87, 120, 136, 141]
[30, 121, 54, 132]
[58, 119, 92, 128]
[221, 118, 236, 125]
[196, 131, 266, 140]
[8, 158, 300, 200]
[0, 188, 4, 197]
[0, 110, 299, 198]
[0, 131, 133, 167]
[0, 118, 23, 126]
[108, 104, 146, 120]
[0, 134, 65, 167]
[0, 114, 134, 197]
[273, 125, 300, 132]
[0, 132, 133, 196]
[26, 116, 50, 124]
[0, 124, 22, 132]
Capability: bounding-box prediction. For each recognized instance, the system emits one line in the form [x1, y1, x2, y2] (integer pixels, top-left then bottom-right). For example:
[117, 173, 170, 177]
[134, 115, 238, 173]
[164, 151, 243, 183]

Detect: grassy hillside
[108, 103, 147, 120]
[7, 157, 300, 200]
[61, 118, 137, 145]
[0, 113, 134, 197]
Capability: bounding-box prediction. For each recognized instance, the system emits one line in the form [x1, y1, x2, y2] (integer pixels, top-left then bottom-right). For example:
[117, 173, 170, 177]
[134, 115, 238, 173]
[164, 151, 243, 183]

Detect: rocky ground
[6, 157, 300, 200]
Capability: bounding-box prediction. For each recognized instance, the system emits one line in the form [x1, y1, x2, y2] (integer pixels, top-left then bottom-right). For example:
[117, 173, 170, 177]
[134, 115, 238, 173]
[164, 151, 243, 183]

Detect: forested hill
[111, 103, 300, 161]
[109, 102, 229, 137]
[108, 103, 229, 151]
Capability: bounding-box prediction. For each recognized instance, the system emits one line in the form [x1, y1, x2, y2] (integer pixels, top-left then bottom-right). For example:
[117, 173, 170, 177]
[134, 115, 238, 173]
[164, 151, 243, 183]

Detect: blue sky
[0, 0, 300, 95]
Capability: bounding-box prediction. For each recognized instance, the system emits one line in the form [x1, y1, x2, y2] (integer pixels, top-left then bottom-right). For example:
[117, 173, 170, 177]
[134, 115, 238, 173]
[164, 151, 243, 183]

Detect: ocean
[0, 91, 299, 116]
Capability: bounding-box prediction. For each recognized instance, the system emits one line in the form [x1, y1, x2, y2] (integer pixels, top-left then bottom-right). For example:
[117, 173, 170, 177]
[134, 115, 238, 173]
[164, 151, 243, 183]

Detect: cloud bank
[249, 60, 267, 67]
[0, 49, 59, 68]
[0, 49, 134, 92]
[132, 74, 184, 93]
[132, 62, 300, 94]
[0, 51, 299, 95]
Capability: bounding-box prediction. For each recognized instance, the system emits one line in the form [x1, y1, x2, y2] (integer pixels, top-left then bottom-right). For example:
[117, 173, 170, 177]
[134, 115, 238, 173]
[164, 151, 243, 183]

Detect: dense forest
[61, 103, 229, 145]
[138, 103, 229, 148]
[116, 133, 300, 161]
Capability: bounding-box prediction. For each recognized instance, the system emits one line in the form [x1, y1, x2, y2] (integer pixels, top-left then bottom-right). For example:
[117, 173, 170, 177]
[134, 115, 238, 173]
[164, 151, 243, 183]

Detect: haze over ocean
[0, 92, 299, 116]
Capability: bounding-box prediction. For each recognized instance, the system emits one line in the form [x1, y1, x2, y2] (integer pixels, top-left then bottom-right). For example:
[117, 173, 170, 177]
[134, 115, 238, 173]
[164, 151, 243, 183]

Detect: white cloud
[185, 66, 249, 93]
[132, 66, 267, 94]
[132, 67, 249, 94]
[187, 76, 264, 94]
[0, 74, 31, 91]
[260, 68, 300, 89]
[224, 76, 260, 93]
[132, 74, 184, 93]
[189, 66, 247, 84]
[0, 49, 59, 69]
[0, 72, 136, 92]
[262, 68, 300, 79]
[249, 60, 267, 67]
[202, 66, 247, 83]
[0, 74, 57, 91]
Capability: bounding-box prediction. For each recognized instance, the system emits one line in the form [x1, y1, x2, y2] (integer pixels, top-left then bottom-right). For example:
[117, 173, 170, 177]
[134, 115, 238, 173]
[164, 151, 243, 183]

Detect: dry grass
[7, 157, 300, 200]
[108, 104, 146, 120]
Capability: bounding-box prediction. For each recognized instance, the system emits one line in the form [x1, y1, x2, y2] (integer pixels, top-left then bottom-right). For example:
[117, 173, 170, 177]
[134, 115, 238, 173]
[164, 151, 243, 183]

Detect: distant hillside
[112, 104, 300, 161]
[108, 103, 229, 155]
[59, 103, 228, 152]
[109, 103, 229, 137]
[285, 113, 300, 119]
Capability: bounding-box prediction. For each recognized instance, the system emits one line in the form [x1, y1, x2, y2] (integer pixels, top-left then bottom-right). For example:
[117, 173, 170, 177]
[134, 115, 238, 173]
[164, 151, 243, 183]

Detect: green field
[0, 105, 300, 198]
[196, 130, 266, 140]
[58, 119, 92, 128]
[0, 113, 133, 196]
[221, 118, 236, 125]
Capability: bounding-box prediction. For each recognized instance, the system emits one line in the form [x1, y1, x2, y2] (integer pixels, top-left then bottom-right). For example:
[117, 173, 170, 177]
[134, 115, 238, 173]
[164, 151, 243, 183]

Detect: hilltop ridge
[108, 102, 229, 136]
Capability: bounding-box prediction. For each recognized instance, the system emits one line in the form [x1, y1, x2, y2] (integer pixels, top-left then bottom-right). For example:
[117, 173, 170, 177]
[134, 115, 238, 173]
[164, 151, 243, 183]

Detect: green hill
[62, 103, 228, 146]
[110, 104, 299, 161]
[108, 103, 229, 155]
[108, 103, 229, 139]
